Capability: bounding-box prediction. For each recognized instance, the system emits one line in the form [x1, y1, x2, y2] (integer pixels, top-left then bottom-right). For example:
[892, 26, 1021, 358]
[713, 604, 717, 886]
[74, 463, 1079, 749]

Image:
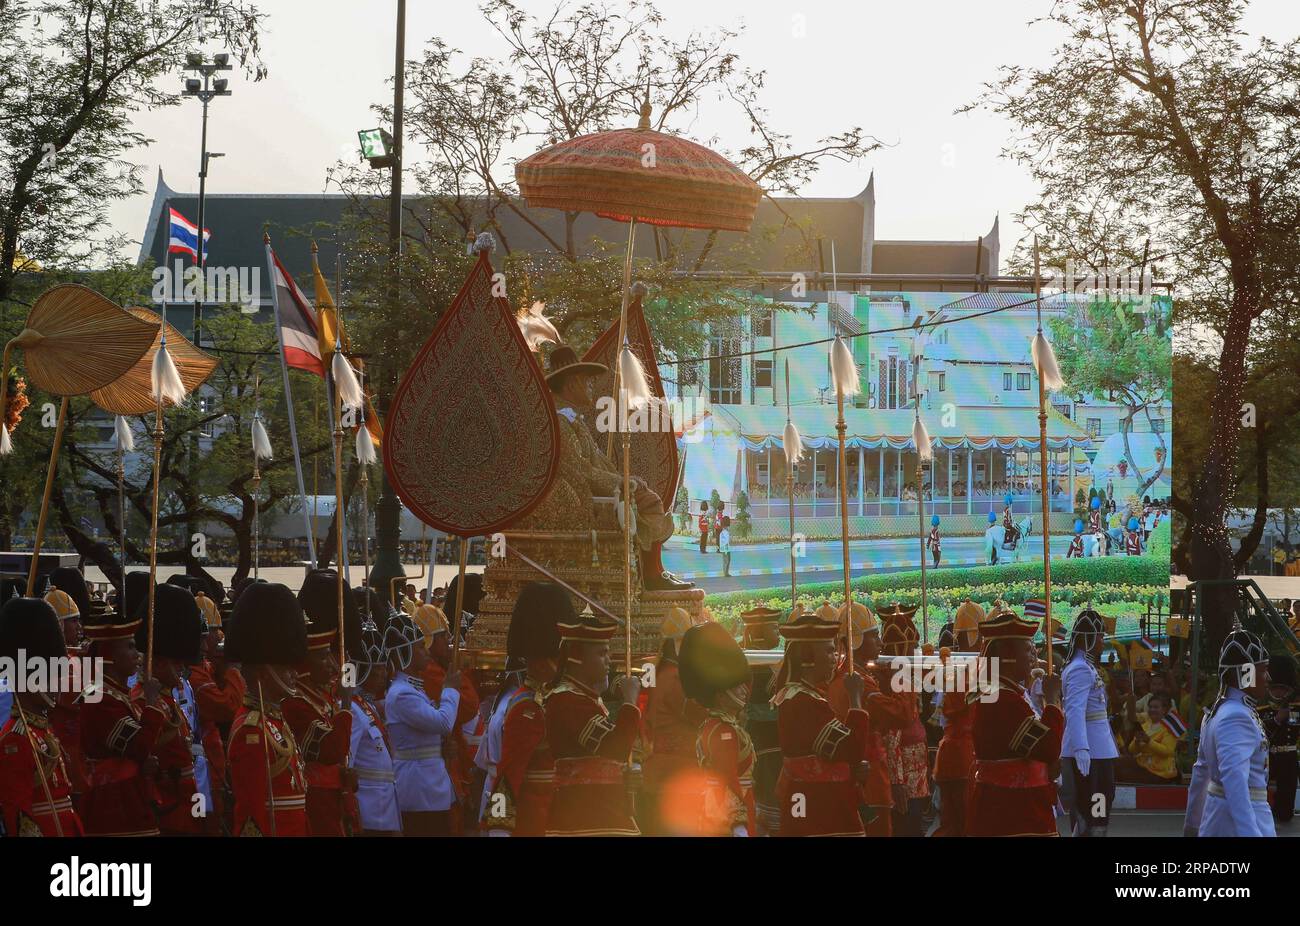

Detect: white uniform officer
[1185, 627, 1276, 837]
[383, 608, 461, 836]
[1061, 610, 1118, 836]
[349, 616, 400, 835]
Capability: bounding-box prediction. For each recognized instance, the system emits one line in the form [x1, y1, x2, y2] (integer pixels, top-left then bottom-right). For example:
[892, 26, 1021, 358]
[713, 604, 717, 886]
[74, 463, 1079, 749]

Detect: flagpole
[1033, 237, 1055, 676]
[784, 360, 798, 612]
[264, 233, 317, 569]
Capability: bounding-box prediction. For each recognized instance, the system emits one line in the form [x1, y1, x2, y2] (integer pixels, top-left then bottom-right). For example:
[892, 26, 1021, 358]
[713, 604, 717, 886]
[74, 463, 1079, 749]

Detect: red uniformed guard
[224, 581, 311, 837]
[543, 609, 641, 836]
[828, 602, 908, 836]
[641, 606, 705, 833]
[0, 596, 84, 836]
[933, 599, 983, 836]
[879, 604, 929, 836]
[289, 570, 360, 836]
[966, 607, 1064, 836]
[678, 620, 755, 836]
[79, 574, 165, 837]
[773, 610, 871, 837]
[131, 583, 205, 835]
[485, 582, 567, 835]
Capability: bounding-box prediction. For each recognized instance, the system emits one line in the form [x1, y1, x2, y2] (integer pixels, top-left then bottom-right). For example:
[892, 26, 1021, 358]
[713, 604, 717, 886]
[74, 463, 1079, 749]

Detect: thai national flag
[267, 248, 325, 377]
[1162, 708, 1187, 739]
[168, 207, 210, 260]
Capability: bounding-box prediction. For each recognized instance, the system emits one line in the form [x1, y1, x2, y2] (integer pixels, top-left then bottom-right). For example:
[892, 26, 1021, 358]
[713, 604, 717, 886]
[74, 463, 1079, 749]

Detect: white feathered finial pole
[145, 320, 191, 679]
[355, 361, 374, 592]
[0, 423, 12, 456]
[331, 350, 363, 411]
[783, 359, 803, 612]
[914, 404, 934, 645]
[1031, 235, 1059, 677]
[251, 375, 270, 578]
[829, 328, 858, 672]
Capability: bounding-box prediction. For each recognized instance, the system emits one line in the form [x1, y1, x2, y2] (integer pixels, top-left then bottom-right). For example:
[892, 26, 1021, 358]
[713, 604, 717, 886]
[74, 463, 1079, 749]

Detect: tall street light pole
[182, 51, 232, 345]
[370, 0, 406, 601]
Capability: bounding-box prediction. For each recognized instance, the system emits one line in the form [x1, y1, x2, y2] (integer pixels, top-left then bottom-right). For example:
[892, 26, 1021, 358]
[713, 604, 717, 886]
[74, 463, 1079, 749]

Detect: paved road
[664, 534, 1077, 594]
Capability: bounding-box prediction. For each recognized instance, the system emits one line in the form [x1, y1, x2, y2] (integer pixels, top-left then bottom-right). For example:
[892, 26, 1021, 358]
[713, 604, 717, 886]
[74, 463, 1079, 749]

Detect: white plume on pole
[0, 425, 10, 456]
[332, 350, 363, 409]
[1032, 332, 1065, 391]
[913, 413, 933, 462]
[518, 301, 561, 349]
[151, 342, 187, 406]
[618, 342, 653, 411]
[114, 415, 135, 453]
[252, 414, 273, 461]
[783, 420, 803, 468]
[355, 427, 377, 466]
[830, 335, 859, 397]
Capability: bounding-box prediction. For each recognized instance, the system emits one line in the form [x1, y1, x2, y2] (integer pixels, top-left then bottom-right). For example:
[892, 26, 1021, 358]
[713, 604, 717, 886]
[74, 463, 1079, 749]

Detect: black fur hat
[506, 582, 568, 662]
[48, 566, 91, 619]
[679, 621, 749, 704]
[297, 569, 363, 658]
[446, 572, 485, 618]
[133, 583, 203, 664]
[226, 582, 307, 666]
[123, 572, 153, 621]
[165, 574, 206, 596]
[0, 596, 66, 663]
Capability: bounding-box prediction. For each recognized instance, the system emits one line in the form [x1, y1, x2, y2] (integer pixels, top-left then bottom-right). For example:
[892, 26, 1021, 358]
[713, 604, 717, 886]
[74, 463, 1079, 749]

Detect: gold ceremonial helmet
[837, 601, 879, 650]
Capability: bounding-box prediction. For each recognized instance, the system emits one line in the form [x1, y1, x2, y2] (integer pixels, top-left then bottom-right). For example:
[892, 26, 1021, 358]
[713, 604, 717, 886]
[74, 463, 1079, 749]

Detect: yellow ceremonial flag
[312, 246, 381, 449]
[312, 255, 351, 365]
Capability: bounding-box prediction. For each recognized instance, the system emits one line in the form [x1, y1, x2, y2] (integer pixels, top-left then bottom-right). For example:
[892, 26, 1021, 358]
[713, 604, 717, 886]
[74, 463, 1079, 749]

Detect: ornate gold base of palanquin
[468, 529, 704, 660]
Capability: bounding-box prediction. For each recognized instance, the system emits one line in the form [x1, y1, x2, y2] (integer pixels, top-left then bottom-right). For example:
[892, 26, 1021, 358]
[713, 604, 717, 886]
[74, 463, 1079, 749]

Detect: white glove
[1074, 749, 1091, 777]
[731, 824, 750, 837]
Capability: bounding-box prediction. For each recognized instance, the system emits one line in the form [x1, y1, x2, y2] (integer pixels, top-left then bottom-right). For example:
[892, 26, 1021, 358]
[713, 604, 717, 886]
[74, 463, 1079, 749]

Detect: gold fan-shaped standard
[90, 308, 218, 415]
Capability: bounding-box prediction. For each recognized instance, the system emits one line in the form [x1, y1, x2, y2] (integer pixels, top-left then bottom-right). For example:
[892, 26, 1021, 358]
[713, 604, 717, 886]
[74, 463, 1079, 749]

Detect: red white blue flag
[167, 207, 210, 260]
[267, 247, 325, 377]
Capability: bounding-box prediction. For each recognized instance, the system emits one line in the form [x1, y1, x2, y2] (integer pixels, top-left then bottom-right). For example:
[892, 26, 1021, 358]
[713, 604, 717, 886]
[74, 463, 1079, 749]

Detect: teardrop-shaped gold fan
[5, 284, 158, 397]
[90, 308, 219, 415]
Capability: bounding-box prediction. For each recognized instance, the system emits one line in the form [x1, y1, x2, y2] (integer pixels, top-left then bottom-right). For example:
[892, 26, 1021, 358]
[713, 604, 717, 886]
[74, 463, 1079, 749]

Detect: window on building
[752, 309, 772, 338]
[753, 358, 773, 388]
[1087, 418, 1102, 437]
[708, 330, 742, 405]
[938, 372, 946, 392]
[1017, 372, 1030, 390]
[1003, 372, 1013, 391]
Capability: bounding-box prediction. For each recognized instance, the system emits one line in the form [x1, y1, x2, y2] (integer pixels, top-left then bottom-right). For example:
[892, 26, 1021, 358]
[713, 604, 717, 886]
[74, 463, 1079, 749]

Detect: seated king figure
[544, 345, 691, 592]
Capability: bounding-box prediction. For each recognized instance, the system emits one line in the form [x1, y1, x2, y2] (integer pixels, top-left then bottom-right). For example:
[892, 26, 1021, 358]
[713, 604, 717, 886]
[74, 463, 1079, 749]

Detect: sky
[107, 0, 1299, 269]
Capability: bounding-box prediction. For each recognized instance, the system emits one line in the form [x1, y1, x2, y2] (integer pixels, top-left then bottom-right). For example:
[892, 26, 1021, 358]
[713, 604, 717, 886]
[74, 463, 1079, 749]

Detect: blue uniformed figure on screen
[1088, 494, 1104, 539]
[984, 511, 1000, 566]
[1001, 492, 1020, 546]
[1185, 627, 1275, 837]
[1061, 610, 1118, 836]
[926, 514, 942, 568]
[1068, 520, 1085, 558]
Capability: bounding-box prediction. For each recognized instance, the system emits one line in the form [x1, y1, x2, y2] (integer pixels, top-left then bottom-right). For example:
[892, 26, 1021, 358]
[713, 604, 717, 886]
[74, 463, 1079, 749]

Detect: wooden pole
[1034, 237, 1054, 675]
[836, 387, 853, 675]
[605, 217, 638, 460]
[623, 425, 634, 675]
[332, 375, 347, 678]
[145, 400, 163, 680]
[117, 434, 128, 600]
[25, 396, 69, 595]
[785, 361, 797, 612]
[252, 376, 262, 580]
[918, 453, 929, 645]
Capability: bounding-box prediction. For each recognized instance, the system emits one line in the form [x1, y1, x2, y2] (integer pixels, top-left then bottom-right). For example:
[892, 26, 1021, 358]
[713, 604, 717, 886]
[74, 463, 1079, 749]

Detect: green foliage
[733, 490, 752, 539]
